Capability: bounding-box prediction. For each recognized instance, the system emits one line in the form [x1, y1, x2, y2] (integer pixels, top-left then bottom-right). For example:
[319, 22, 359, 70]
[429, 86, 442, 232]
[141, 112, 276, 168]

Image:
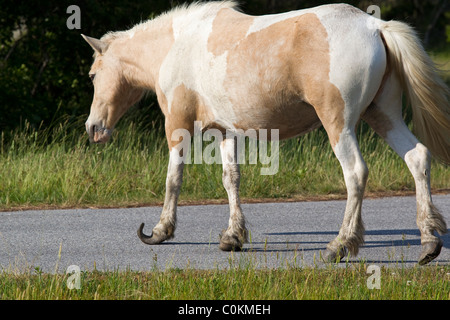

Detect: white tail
[380, 20, 450, 164]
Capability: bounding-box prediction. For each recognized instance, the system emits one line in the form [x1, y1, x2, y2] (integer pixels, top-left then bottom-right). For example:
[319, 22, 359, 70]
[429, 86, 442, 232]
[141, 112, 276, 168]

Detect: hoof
[322, 246, 348, 263]
[219, 231, 243, 252]
[137, 223, 169, 245]
[418, 239, 443, 265]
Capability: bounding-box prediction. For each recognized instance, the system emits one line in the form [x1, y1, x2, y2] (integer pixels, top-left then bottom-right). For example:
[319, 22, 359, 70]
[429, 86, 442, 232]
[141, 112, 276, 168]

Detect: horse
[82, 1, 449, 265]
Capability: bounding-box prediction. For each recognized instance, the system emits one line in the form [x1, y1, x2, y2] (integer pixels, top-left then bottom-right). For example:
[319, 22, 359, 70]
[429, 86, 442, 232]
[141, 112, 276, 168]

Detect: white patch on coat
[158, 3, 237, 130]
[316, 5, 386, 129]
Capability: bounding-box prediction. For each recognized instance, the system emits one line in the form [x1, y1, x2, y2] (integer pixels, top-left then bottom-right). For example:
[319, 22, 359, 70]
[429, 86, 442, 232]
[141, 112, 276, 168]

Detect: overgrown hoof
[137, 223, 170, 245]
[219, 231, 243, 252]
[321, 246, 348, 263]
[418, 239, 443, 265]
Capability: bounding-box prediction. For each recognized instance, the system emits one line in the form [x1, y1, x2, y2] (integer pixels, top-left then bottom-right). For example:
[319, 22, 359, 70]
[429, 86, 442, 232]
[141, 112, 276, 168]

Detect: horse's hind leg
[218, 137, 248, 251]
[314, 101, 369, 262]
[323, 130, 369, 262]
[362, 73, 447, 265]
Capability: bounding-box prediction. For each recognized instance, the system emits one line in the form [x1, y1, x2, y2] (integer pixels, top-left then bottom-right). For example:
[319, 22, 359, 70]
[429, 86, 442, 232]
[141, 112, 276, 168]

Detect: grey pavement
[0, 195, 448, 273]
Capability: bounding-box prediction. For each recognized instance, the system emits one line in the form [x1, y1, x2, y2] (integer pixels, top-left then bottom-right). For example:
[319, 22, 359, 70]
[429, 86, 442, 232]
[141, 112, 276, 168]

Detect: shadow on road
[157, 228, 449, 256]
[265, 229, 450, 249]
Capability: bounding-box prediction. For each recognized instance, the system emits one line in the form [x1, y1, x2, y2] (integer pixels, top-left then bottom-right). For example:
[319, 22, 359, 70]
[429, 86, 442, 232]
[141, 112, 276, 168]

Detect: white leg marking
[386, 125, 447, 243]
[330, 130, 368, 256]
[219, 137, 247, 249]
[371, 73, 447, 245]
[153, 147, 185, 238]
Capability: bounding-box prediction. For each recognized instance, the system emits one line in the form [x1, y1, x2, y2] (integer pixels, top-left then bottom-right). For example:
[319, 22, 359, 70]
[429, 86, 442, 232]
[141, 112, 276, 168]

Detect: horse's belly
[231, 101, 322, 140]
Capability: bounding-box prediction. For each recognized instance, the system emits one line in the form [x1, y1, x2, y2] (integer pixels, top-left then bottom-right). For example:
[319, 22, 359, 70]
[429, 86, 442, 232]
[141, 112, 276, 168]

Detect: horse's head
[82, 34, 144, 143]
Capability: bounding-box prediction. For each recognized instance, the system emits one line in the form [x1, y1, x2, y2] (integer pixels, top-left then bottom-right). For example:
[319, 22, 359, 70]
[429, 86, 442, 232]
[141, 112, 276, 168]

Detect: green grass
[0, 111, 449, 210]
[0, 263, 448, 300]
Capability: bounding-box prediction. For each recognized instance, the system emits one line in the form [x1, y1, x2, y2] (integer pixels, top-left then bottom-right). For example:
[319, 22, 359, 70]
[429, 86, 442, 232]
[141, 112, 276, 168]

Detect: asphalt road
[0, 195, 448, 273]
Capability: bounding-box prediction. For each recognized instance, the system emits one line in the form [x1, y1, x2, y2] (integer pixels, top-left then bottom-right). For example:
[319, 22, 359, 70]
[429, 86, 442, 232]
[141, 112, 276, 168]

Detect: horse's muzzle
[86, 122, 113, 143]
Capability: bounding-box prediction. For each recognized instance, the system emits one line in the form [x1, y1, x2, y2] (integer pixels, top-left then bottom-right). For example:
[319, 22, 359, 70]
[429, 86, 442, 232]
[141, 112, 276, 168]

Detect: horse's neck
[118, 24, 174, 92]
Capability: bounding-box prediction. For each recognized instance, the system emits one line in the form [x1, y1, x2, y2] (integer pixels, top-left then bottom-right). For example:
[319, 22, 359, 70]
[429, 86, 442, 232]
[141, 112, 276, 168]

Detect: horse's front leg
[219, 137, 248, 251]
[138, 147, 185, 244]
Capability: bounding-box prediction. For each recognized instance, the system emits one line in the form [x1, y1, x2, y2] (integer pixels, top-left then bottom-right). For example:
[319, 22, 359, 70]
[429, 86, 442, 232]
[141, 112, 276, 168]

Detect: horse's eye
[89, 74, 95, 81]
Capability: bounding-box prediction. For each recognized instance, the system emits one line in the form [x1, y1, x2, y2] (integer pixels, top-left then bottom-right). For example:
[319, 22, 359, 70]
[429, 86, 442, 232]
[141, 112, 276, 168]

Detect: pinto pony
[82, 1, 449, 264]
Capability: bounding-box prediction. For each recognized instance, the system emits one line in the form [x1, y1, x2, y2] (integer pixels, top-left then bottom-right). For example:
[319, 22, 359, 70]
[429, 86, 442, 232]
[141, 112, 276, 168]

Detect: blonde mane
[100, 1, 239, 44]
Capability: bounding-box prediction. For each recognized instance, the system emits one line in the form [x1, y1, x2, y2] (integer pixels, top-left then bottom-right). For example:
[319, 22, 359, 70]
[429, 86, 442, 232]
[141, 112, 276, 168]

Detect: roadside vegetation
[0, 262, 448, 300]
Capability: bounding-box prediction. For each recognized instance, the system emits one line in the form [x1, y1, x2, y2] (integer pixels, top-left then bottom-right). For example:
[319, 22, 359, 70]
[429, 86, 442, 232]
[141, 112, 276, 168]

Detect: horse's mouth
[86, 124, 113, 143]
[93, 131, 111, 143]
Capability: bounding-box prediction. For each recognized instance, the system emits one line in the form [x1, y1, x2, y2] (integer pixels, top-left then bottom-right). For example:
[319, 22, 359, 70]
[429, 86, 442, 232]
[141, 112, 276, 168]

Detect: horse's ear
[81, 34, 108, 55]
